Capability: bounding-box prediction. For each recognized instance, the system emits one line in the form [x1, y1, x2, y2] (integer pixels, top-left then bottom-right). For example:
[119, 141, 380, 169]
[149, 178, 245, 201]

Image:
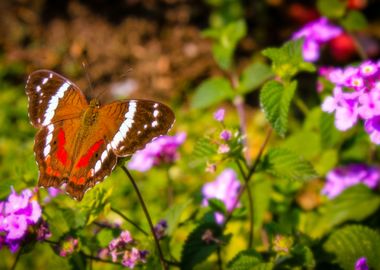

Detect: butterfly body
[26, 70, 175, 200]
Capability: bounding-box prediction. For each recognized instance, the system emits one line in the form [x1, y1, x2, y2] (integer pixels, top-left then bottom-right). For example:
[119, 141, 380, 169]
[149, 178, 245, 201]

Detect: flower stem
[166, 168, 174, 207]
[110, 207, 148, 236]
[121, 166, 168, 270]
[81, 252, 120, 265]
[349, 32, 368, 60]
[11, 246, 23, 270]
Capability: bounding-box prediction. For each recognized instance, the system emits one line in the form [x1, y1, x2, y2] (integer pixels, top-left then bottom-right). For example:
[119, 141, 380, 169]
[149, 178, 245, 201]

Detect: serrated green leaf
[227, 249, 262, 270]
[208, 198, 227, 215]
[191, 77, 234, 109]
[262, 40, 315, 79]
[283, 131, 320, 160]
[164, 199, 192, 236]
[260, 148, 318, 182]
[190, 137, 218, 168]
[317, 0, 346, 18]
[238, 62, 274, 94]
[300, 185, 380, 238]
[260, 80, 297, 136]
[341, 10, 368, 31]
[61, 208, 87, 229]
[320, 112, 341, 148]
[180, 223, 225, 270]
[324, 225, 380, 270]
[78, 187, 112, 225]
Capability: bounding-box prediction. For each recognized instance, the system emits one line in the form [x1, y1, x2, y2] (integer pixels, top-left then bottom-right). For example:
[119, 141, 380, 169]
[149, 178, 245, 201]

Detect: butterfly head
[89, 99, 101, 109]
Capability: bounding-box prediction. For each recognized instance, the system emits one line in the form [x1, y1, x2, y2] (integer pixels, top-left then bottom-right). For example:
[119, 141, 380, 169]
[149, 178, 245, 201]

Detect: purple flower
[218, 144, 230, 154]
[292, 17, 342, 62]
[105, 230, 147, 268]
[202, 169, 241, 224]
[214, 108, 225, 122]
[57, 236, 79, 257]
[322, 164, 380, 198]
[355, 257, 369, 270]
[128, 132, 186, 172]
[154, 219, 168, 240]
[122, 247, 141, 268]
[0, 188, 42, 252]
[321, 60, 380, 144]
[220, 130, 232, 141]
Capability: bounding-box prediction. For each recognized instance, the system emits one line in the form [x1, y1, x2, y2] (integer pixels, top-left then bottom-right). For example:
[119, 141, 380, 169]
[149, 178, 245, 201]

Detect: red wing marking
[56, 128, 68, 165]
[76, 139, 104, 168]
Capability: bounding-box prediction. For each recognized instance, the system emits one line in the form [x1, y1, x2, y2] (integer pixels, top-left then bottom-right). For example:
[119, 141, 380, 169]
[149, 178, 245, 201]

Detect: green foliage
[237, 62, 274, 95]
[180, 223, 230, 270]
[317, 0, 346, 18]
[203, 20, 247, 70]
[191, 77, 234, 109]
[300, 185, 380, 238]
[341, 10, 368, 31]
[227, 249, 266, 270]
[78, 187, 112, 226]
[324, 225, 380, 270]
[262, 39, 315, 80]
[164, 200, 192, 236]
[260, 81, 297, 136]
[260, 148, 318, 182]
[207, 198, 227, 215]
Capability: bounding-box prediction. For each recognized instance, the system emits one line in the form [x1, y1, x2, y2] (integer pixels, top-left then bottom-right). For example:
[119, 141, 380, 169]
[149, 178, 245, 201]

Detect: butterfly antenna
[82, 61, 94, 93]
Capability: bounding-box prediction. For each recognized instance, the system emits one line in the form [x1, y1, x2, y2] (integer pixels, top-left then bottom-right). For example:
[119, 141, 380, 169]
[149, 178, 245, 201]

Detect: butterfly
[26, 70, 175, 201]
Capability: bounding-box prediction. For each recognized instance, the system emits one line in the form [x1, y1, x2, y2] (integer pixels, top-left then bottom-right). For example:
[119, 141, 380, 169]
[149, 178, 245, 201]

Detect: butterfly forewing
[26, 70, 88, 127]
[99, 100, 175, 156]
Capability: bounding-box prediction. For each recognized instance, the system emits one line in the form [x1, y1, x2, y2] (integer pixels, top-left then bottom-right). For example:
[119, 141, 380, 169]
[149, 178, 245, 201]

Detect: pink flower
[202, 169, 241, 224]
[128, 132, 186, 172]
[355, 257, 369, 270]
[0, 188, 42, 252]
[322, 164, 380, 198]
[214, 108, 225, 122]
[292, 17, 342, 62]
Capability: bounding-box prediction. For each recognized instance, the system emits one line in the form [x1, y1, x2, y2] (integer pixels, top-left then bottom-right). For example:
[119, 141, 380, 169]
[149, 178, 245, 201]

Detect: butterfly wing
[25, 69, 88, 127]
[99, 99, 175, 156]
[63, 100, 175, 200]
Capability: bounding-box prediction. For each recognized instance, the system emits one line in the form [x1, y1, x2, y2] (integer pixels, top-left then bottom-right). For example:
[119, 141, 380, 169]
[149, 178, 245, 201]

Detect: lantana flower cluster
[0, 188, 43, 252]
[99, 230, 148, 268]
[292, 17, 342, 62]
[128, 132, 186, 172]
[321, 60, 380, 144]
[202, 168, 241, 224]
[322, 164, 380, 199]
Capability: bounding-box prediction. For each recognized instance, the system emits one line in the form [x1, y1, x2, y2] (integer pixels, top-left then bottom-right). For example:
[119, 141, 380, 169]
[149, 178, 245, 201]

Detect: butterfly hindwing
[99, 100, 175, 156]
[26, 70, 88, 127]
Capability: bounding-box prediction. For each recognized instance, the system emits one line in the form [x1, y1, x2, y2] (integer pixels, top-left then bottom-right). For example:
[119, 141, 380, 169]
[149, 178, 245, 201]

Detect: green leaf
[300, 185, 380, 238]
[262, 39, 315, 79]
[238, 62, 274, 94]
[78, 186, 112, 225]
[252, 179, 272, 235]
[317, 0, 346, 18]
[203, 20, 247, 70]
[283, 131, 320, 160]
[227, 249, 263, 270]
[189, 137, 218, 168]
[180, 223, 226, 270]
[164, 199, 192, 236]
[260, 148, 318, 182]
[260, 80, 297, 136]
[320, 112, 341, 148]
[191, 77, 234, 109]
[341, 10, 368, 31]
[324, 225, 380, 270]
[208, 198, 227, 215]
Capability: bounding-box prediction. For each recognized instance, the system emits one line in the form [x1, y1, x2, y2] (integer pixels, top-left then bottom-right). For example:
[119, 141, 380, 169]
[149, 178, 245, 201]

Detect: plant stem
[110, 207, 148, 236]
[217, 247, 223, 270]
[81, 252, 120, 265]
[166, 168, 174, 207]
[10, 246, 23, 270]
[121, 166, 168, 270]
[294, 97, 309, 116]
[224, 127, 272, 225]
[349, 32, 368, 60]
